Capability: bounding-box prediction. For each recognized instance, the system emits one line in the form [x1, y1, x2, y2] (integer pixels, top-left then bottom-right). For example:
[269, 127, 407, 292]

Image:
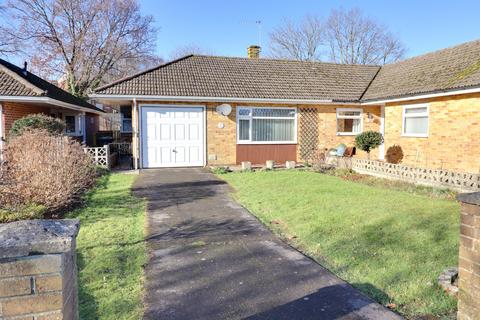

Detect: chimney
[247, 45, 261, 59]
[22, 61, 28, 76]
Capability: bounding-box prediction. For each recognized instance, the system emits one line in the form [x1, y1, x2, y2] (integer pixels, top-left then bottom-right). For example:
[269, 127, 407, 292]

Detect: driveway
[133, 168, 402, 320]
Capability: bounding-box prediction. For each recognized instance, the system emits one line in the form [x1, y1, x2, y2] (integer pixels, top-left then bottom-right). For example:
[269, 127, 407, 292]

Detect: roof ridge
[385, 38, 480, 66]
[0, 59, 45, 95]
[94, 55, 194, 92]
[191, 54, 381, 67]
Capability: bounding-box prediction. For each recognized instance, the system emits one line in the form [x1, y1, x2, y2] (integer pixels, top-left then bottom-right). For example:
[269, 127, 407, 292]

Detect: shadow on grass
[68, 173, 146, 320]
[76, 252, 99, 319]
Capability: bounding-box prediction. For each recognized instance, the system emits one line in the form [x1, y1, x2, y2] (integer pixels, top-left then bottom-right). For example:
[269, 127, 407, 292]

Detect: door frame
[138, 104, 207, 168]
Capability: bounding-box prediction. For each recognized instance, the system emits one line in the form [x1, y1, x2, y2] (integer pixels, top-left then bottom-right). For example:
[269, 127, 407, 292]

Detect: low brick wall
[456, 193, 480, 320]
[352, 158, 480, 192]
[0, 220, 80, 320]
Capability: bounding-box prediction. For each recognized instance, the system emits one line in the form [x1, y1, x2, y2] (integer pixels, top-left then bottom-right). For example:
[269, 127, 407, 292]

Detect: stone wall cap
[457, 192, 480, 206]
[0, 219, 80, 259]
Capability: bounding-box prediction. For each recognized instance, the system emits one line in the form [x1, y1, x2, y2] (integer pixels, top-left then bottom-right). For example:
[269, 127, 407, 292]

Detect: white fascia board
[0, 96, 104, 115]
[88, 94, 362, 105]
[361, 87, 480, 105]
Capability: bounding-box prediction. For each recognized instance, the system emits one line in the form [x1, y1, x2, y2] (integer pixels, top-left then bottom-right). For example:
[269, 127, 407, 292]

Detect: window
[402, 104, 429, 137]
[336, 108, 363, 135]
[120, 106, 132, 133]
[237, 107, 296, 143]
[65, 115, 76, 134]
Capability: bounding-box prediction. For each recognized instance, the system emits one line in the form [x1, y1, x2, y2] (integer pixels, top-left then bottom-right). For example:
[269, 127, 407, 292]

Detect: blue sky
[145, 0, 480, 60]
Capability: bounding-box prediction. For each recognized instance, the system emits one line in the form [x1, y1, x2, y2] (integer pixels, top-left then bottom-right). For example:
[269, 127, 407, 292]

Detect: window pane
[405, 107, 427, 114]
[252, 119, 294, 141]
[239, 119, 250, 140]
[252, 108, 295, 118]
[65, 116, 76, 133]
[404, 116, 428, 134]
[238, 108, 251, 116]
[337, 110, 361, 117]
[337, 118, 361, 133]
[122, 119, 132, 132]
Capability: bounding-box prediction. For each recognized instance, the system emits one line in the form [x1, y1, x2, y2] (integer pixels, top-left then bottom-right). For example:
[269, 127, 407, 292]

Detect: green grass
[220, 170, 459, 319]
[67, 173, 146, 320]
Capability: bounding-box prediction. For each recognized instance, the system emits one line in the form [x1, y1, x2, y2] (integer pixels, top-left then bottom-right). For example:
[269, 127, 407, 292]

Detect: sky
[146, 0, 480, 60]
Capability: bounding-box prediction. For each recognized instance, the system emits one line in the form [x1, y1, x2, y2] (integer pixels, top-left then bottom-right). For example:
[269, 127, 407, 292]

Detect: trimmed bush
[355, 131, 384, 158]
[10, 114, 66, 137]
[0, 129, 96, 219]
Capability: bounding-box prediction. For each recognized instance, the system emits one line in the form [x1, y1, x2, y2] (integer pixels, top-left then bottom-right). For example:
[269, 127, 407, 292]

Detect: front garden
[68, 173, 146, 320]
[0, 114, 147, 319]
[218, 169, 459, 319]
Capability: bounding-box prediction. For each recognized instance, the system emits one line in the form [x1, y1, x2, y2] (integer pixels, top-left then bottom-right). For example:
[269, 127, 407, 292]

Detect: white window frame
[402, 103, 429, 138]
[236, 106, 297, 144]
[336, 108, 363, 136]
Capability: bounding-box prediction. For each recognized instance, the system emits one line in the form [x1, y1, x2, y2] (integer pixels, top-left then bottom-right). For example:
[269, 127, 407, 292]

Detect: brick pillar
[456, 192, 480, 320]
[0, 220, 80, 320]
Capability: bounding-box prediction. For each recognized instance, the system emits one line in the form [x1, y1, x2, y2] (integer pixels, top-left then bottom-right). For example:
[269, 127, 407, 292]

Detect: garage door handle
[172, 149, 177, 153]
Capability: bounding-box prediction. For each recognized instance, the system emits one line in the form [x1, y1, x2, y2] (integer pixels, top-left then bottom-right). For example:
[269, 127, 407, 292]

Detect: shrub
[355, 131, 384, 158]
[10, 114, 66, 137]
[211, 166, 230, 174]
[0, 129, 96, 218]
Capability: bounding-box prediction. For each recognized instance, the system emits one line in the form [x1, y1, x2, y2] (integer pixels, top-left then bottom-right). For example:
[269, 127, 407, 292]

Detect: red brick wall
[1, 101, 51, 138]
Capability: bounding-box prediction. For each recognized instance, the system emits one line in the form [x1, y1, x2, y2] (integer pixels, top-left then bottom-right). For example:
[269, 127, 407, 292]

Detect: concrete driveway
[133, 168, 402, 320]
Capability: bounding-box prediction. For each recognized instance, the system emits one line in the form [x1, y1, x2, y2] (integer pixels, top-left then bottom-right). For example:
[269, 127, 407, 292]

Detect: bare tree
[1, 0, 159, 96]
[268, 9, 405, 65]
[169, 44, 215, 60]
[269, 16, 325, 61]
[0, 5, 17, 56]
[326, 8, 405, 65]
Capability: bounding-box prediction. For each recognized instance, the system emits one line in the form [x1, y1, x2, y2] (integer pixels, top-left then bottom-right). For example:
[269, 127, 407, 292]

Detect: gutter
[361, 87, 480, 105]
[0, 96, 104, 115]
[88, 94, 362, 105]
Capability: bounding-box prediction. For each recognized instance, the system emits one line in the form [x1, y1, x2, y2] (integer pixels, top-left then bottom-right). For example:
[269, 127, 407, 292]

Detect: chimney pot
[22, 61, 28, 75]
[247, 45, 261, 59]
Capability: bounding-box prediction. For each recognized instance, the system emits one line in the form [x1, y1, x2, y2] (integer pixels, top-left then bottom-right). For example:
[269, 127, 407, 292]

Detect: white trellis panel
[84, 145, 110, 169]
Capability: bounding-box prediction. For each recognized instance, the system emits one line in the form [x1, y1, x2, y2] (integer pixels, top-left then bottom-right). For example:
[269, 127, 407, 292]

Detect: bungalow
[90, 40, 480, 174]
[0, 59, 103, 150]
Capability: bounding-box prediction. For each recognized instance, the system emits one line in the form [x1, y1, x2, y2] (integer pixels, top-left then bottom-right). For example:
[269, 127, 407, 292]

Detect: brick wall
[0, 220, 80, 320]
[206, 103, 236, 165]
[384, 92, 480, 173]
[1, 102, 51, 137]
[297, 104, 381, 162]
[456, 192, 480, 320]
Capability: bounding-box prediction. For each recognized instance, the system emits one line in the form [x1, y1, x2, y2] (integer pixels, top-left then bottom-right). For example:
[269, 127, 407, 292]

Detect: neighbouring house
[0, 59, 103, 150]
[90, 40, 480, 174]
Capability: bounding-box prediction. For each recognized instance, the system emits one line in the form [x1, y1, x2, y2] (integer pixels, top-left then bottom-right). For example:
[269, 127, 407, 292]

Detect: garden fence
[84, 145, 110, 169]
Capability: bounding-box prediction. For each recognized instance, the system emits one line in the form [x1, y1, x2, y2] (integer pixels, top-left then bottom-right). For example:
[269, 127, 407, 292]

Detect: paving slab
[133, 168, 403, 320]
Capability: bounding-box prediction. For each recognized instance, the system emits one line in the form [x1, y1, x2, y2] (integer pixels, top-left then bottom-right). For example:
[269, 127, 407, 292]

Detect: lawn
[219, 170, 460, 319]
[67, 173, 146, 320]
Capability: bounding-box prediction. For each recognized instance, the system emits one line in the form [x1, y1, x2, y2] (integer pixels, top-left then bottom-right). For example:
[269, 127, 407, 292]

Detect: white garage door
[141, 106, 205, 168]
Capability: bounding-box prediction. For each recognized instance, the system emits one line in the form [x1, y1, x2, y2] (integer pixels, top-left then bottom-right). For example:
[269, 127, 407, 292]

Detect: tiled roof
[0, 59, 101, 112]
[94, 39, 480, 103]
[362, 39, 480, 101]
[95, 56, 381, 102]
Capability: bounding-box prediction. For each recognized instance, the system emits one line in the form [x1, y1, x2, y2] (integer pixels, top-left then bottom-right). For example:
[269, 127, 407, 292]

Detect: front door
[141, 106, 204, 168]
